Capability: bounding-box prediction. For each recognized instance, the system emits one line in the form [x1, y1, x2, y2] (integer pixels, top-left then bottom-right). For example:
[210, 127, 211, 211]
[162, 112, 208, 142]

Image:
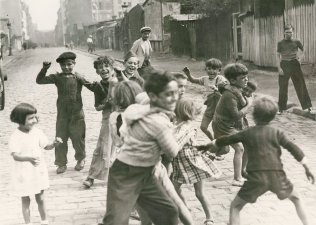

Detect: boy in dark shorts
[200, 96, 315, 225]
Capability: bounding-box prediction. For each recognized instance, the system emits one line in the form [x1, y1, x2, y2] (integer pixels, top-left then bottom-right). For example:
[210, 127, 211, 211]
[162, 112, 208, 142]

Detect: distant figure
[277, 24, 315, 114]
[130, 27, 153, 77]
[87, 35, 94, 53]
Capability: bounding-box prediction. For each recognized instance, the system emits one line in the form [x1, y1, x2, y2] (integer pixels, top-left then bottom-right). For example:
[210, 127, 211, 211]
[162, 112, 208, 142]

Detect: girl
[9, 103, 62, 225]
[171, 98, 222, 225]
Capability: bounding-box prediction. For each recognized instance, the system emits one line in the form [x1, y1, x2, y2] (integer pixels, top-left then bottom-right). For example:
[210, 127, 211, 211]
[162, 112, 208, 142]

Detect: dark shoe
[75, 159, 85, 171]
[56, 165, 67, 174]
[83, 178, 94, 188]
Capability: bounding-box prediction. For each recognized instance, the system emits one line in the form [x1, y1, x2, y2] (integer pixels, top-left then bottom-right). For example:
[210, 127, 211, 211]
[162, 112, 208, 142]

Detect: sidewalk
[76, 46, 316, 120]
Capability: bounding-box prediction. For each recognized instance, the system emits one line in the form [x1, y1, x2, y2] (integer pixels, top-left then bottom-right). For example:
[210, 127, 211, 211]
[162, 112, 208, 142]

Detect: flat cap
[140, 26, 151, 33]
[56, 52, 76, 63]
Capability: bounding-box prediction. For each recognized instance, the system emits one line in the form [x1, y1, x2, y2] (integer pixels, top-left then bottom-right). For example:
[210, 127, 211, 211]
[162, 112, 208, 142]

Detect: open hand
[182, 66, 190, 76]
[30, 157, 40, 166]
[278, 68, 284, 76]
[43, 61, 51, 69]
[54, 137, 63, 146]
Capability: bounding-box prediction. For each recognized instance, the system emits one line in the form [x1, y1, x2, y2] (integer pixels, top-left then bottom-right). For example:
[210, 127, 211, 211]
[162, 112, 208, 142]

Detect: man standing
[87, 35, 94, 53]
[131, 27, 153, 77]
[277, 24, 315, 114]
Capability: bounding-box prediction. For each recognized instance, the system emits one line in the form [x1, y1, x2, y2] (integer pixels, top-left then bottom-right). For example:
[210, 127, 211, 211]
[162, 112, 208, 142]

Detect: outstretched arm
[44, 137, 63, 150]
[36, 61, 55, 84]
[183, 66, 201, 84]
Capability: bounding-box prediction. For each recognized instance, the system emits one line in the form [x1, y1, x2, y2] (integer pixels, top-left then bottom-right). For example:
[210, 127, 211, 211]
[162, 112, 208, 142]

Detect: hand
[278, 68, 284, 76]
[182, 66, 190, 76]
[54, 137, 63, 146]
[30, 157, 40, 166]
[166, 162, 173, 177]
[305, 167, 315, 184]
[43, 61, 51, 70]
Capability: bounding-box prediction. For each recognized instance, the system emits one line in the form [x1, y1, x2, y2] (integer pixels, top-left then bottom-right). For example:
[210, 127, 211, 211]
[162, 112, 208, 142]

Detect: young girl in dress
[9, 103, 62, 225]
[171, 98, 222, 225]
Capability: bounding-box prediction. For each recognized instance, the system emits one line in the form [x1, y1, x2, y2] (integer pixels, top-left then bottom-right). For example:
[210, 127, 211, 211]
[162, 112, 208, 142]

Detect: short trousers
[238, 170, 293, 203]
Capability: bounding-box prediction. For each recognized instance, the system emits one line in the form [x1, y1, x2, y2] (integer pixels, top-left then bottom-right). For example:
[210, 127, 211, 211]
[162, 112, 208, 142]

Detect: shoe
[129, 210, 140, 221]
[83, 178, 94, 188]
[75, 159, 85, 171]
[204, 218, 214, 225]
[277, 110, 286, 115]
[56, 165, 67, 174]
[232, 179, 245, 187]
[308, 107, 316, 114]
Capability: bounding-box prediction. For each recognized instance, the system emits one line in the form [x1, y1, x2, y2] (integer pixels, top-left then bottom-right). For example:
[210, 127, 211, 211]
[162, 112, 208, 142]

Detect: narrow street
[0, 47, 315, 225]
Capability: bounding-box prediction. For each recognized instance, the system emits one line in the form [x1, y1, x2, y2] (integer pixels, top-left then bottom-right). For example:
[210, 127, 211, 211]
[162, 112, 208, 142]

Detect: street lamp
[6, 21, 12, 56]
[121, 2, 128, 16]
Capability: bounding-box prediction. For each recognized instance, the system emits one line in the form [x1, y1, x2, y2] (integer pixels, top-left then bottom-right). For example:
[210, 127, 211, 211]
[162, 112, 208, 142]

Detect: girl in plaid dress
[171, 98, 221, 225]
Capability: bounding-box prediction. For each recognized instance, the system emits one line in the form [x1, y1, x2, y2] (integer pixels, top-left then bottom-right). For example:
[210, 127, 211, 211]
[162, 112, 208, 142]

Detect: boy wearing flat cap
[36, 51, 94, 174]
[131, 26, 153, 77]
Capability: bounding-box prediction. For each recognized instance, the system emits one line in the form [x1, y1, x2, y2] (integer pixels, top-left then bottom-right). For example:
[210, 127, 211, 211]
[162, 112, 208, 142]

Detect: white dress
[9, 127, 49, 197]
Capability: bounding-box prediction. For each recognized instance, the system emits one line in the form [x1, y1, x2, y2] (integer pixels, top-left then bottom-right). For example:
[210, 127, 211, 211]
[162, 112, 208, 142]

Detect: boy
[99, 69, 181, 225]
[83, 56, 117, 188]
[172, 72, 188, 98]
[211, 63, 253, 186]
[36, 52, 94, 174]
[202, 96, 315, 225]
[183, 58, 227, 141]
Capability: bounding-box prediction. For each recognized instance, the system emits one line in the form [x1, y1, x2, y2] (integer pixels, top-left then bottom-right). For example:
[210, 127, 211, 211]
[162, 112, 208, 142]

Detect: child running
[9, 103, 62, 225]
[171, 98, 221, 225]
[202, 96, 315, 225]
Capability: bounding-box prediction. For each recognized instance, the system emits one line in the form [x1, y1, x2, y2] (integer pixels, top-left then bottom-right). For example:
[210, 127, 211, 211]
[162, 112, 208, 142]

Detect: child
[116, 51, 145, 87]
[36, 52, 94, 174]
[171, 98, 221, 225]
[172, 72, 188, 98]
[9, 103, 62, 225]
[183, 58, 227, 141]
[99, 70, 181, 225]
[83, 56, 117, 188]
[203, 97, 315, 225]
[211, 63, 253, 186]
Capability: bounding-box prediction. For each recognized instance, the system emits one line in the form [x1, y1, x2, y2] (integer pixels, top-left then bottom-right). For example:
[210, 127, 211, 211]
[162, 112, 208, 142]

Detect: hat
[56, 52, 76, 63]
[140, 26, 151, 33]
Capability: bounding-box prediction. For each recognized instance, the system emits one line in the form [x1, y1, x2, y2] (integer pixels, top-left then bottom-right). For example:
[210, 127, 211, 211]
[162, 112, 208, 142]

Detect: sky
[23, 0, 60, 31]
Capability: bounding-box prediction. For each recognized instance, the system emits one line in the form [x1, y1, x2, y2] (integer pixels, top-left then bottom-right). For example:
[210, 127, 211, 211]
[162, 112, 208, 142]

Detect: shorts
[238, 171, 293, 203]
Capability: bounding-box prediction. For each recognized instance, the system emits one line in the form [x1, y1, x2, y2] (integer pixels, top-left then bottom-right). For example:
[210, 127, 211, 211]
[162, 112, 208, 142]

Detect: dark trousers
[55, 106, 86, 166]
[102, 160, 179, 225]
[278, 59, 312, 110]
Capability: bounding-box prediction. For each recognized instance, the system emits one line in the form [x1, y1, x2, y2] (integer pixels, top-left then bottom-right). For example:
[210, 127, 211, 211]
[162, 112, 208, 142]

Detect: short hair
[252, 96, 278, 124]
[205, 58, 222, 69]
[93, 56, 115, 69]
[284, 24, 294, 31]
[124, 51, 138, 63]
[246, 80, 257, 91]
[175, 98, 201, 121]
[10, 103, 37, 125]
[113, 81, 143, 109]
[224, 63, 248, 81]
[144, 69, 176, 95]
[172, 72, 188, 80]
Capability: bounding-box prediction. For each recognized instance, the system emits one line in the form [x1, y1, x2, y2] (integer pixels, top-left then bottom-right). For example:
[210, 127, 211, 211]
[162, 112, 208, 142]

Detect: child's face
[243, 87, 255, 97]
[230, 75, 248, 89]
[96, 63, 114, 80]
[176, 78, 187, 98]
[141, 31, 150, 41]
[20, 113, 38, 131]
[124, 57, 138, 74]
[205, 66, 220, 78]
[150, 80, 179, 111]
[59, 59, 75, 73]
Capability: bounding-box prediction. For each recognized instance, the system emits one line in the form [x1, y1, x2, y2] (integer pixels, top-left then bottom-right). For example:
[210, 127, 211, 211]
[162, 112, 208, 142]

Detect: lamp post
[121, 2, 128, 16]
[7, 21, 12, 56]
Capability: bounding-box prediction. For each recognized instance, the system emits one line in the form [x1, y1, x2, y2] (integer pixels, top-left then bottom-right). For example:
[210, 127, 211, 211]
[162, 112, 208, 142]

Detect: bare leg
[35, 190, 47, 221]
[288, 189, 309, 225]
[172, 182, 188, 207]
[194, 181, 212, 220]
[229, 195, 247, 225]
[200, 116, 214, 141]
[21, 196, 31, 224]
[231, 143, 244, 181]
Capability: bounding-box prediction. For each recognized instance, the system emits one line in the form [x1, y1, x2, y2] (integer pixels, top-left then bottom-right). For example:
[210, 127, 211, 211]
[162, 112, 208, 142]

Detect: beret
[140, 26, 151, 33]
[56, 52, 76, 63]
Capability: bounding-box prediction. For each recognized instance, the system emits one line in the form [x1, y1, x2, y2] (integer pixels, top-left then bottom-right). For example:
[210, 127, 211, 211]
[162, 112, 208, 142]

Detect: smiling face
[230, 74, 248, 89]
[59, 59, 75, 74]
[284, 28, 294, 40]
[96, 63, 114, 80]
[205, 66, 221, 79]
[124, 56, 139, 75]
[149, 80, 179, 111]
[19, 113, 38, 132]
[141, 31, 150, 41]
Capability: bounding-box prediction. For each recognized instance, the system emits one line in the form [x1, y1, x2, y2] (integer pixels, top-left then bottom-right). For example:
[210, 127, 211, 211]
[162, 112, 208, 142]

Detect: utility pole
[7, 20, 12, 56]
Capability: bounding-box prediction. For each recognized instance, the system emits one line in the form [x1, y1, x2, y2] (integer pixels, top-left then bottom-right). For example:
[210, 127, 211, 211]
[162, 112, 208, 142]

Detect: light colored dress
[171, 121, 221, 184]
[9, 127, 49, 197]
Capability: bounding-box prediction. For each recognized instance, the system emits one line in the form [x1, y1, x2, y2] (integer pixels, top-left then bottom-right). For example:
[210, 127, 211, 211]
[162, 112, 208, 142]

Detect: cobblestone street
[0, 48, 315, 225]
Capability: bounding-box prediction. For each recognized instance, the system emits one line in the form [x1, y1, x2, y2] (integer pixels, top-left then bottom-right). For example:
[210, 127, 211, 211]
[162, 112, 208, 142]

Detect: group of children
[8, 50, 315, 225]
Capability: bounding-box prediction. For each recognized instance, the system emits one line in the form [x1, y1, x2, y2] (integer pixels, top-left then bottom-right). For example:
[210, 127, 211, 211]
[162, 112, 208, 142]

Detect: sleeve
[76, 73, 95, 92]
[38, 129, 49, 149]
[156, 127, 179, 158]
[130, 40, 138, 54]
[223, 93, 244, 120]
[198, 77, 205, 85]
[36, 68, 56, 84]
[9, 133, 20, 154]
[215, 131, 244, 147]
[296, 40, 304, 51]
[278, 131, 305, 162]
[174, 123, 196, 149]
